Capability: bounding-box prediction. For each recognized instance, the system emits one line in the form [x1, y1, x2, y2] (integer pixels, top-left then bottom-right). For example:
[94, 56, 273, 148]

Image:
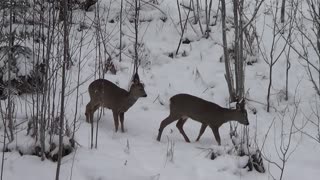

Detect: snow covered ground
[1, 0, 320, 180]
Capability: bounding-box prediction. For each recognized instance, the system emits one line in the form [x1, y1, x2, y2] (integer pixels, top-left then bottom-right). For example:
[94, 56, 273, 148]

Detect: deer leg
[176, 117, 190, 142]
[85, 102, 99, 123]
[85, 102, 92, 123]
[112, 110, 119, 132]
[119, 112, 125, 133]
[157, 114, 179, 141]
[90, 104, 100, 123]
[210, 126, 221, 145]
[196, 123, 207, 142]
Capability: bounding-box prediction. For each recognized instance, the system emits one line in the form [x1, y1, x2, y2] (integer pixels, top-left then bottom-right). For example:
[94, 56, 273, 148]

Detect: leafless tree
[256, 1, 289, 112]
[292, 0, 320, 96]
[134, 0, 140, 73]
[72, 12, 87, 147]
[55, 0, 69, 178]
[0, 110, 6, 180]
[119, 0, 124, 62]
[294, 94, 320, 144]
[193, 0, 203, 34]
[223, 0, 264, 102]
[204, 0, 213, 38]
[283, 0, 297, 101]
[262, 97, 300, 180]
[281, 0, 286, 23]
[221, 0, 235, 102]
[7, 0, 14, 143]
[176, 0, 191, 56]
[89, 1, 115, 149]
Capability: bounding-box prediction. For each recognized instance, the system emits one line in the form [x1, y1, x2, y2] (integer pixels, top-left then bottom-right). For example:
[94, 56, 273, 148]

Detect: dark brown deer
[156, 94, 249, 145]
[85, 73, 147, 132]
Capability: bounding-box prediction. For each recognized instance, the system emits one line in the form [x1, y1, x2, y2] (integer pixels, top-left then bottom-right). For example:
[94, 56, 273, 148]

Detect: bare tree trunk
[39, 0, 51, 161]
[233, 0, 244, 99]
[0, 118, 5, 180]
[205, 0, 208, 36]
[196, 0, 204, 34]
[233, 0, 241, 99]
[7, 0, 14, 142]
[266, 62, 273, 112]
[317, 5, 320, 91]
[221, 0, 236, 102]
[91, 3, 99, 149]
[281, 0, 286, 23]
[95, 2, 103, 78]
[176, 0, 191, 56]
[285, 46, 291, 101]
[237, 0, 245, 99]
[119, 0, 123, 62]
[204, 0, 213, 38]
[191, 0, 197, 24]
[134, 0, 139, 72]
[72, 17, 85, 148]
[193, 0, 199, 23]
[284, 0, 296, 101]
[59, 0, 64, 21]
[55, 0, 68, 178]
[177, 0, 183, 33]
[264, 1, 287, 112]
[233, 0, 246, 99]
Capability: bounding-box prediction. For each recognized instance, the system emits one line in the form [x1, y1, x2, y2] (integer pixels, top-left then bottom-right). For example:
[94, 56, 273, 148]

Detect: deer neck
[222, 108, 240, 122]
[119, 92, 138, 112]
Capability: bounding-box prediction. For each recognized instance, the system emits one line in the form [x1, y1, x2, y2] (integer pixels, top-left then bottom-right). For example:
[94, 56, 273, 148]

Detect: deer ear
[239, 99, 246, 109]
[132, 73, 140, 84]
[236, 98, 245, 110]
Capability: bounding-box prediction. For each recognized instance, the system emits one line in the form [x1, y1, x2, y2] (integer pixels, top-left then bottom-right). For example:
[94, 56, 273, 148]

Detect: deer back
[88, 79, 129, 110]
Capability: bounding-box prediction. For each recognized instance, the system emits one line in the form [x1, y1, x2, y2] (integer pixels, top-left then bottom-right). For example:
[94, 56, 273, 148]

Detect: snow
[1, 0, 320, 180]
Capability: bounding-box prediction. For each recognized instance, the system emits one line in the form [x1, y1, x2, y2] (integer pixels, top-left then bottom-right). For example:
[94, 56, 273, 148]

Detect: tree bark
[281, 0, 286, 23]
[7, 0, 14, 142]
[55, 0, 68, 179]
[221, 0, 236, 102]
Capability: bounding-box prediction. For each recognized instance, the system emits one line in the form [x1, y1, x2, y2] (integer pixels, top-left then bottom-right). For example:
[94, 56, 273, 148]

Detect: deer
[85, 73, 147, 132]
[156, 93, 249, 145]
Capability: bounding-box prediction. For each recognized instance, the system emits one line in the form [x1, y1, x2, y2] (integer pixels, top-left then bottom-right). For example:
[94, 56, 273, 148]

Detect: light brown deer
[85, 73, 147, 132]
[156, 94, 249, 145]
